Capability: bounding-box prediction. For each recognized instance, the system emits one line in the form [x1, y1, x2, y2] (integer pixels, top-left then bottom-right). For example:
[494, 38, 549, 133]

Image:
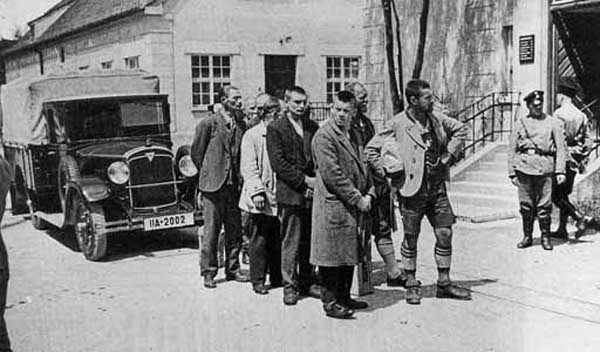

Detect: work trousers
[552, 169, 582, 223]
[248, 214, 282, 285]
[516, 172, 553, 234]
[200, 185, 242, 277]
[278, 206, 315, 292]
[318, 265, 354, 304]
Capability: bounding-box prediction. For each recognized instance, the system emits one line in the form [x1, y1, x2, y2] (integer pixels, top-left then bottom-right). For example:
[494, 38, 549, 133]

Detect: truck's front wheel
[73, 193, 107, 261]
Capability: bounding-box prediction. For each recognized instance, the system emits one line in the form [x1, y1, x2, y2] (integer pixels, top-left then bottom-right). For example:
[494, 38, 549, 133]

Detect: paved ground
[2, 213, 600, 352]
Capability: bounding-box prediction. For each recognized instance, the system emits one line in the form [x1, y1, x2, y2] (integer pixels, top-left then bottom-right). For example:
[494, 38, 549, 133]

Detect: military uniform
[551, 79, 594, 237]
[508, 90, 567, 250]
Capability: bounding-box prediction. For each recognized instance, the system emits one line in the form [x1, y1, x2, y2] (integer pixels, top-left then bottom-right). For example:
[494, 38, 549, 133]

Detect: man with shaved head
[345, 82, 406, 287]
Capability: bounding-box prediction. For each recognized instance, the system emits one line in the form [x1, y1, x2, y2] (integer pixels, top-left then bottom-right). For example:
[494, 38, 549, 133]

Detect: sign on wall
[519, 35, 535, 64]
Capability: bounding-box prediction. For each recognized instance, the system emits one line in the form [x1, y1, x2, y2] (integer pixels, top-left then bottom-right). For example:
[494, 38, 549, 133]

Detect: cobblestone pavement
[3, 214, 600, 352]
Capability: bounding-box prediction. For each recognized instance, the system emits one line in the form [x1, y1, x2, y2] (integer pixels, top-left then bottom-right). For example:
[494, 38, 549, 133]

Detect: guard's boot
[551, 209, 569, 239]
[540, 217, 553, 251]
[517, 214, 534, 249]
[541, 234, 553, 251]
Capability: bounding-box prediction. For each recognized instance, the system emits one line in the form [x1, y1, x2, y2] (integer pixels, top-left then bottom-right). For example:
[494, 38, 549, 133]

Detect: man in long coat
[311, 91, 375, 319]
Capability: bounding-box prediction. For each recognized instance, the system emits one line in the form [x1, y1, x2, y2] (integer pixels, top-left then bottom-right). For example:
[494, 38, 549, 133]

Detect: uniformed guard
[508, 90, 568, 250]
[551, 78, 596, 239]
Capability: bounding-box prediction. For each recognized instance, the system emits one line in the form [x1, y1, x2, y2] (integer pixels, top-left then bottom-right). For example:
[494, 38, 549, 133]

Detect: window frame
[191, 54, 232, 110]
[325, 56, 360, 103]
[124, 56, 140, 69]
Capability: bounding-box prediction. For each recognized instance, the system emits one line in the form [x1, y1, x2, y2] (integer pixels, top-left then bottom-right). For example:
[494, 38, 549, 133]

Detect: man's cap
[524, 90, 544, 103]
[557, 77, 579, 98]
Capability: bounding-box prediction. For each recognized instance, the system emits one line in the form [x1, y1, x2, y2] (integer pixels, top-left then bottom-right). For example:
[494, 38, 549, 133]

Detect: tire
[58, 156, 81, 213]
[73, 193, 107, 261]
[11, 167, 30, 215]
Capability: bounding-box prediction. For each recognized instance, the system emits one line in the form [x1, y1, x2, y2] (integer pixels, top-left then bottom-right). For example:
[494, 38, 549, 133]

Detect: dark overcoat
[310, 120, 375, 267]
[191, 110, 246, 193]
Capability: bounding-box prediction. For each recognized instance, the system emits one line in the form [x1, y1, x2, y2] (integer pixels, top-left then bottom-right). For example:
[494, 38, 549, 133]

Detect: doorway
[264, 55, 296, 99]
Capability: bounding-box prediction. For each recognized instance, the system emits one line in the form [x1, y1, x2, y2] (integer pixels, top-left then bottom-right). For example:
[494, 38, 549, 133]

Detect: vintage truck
[0, 70, 201, 261]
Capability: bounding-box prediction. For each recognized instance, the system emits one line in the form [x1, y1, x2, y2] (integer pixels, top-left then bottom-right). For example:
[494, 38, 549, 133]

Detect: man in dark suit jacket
[346, 82, 405, 287]
[191, 85, 249, 288]
[0, 156, 12, 351]
[266, 86, 320, 305]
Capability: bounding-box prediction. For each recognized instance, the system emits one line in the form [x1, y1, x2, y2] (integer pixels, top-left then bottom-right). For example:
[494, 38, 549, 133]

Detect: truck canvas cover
[0, 70, 160, 144]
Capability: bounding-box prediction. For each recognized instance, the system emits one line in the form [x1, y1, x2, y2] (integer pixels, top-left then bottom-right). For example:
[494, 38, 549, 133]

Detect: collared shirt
[287, 114, 304, 137]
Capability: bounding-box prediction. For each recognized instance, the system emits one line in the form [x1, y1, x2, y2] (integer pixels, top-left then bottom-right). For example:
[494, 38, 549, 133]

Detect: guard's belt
[519, 148, 555, 156]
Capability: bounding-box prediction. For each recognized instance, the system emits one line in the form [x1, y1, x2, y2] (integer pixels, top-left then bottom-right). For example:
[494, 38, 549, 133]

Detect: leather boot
[540, 217, 553, 251]
[517, 234, 533, 249]
[517, 214, 534, 248]
[541, 234, 553, 251]
[551, 209, 569, 239]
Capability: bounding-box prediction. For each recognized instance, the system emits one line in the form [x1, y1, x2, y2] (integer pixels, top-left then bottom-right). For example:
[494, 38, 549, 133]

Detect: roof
[2, 0, 160, 55]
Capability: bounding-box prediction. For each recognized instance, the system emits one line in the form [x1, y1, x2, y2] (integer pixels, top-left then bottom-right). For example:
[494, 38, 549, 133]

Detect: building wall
[513, 0, 550, 114]
[170, 0, 365, 144]
[365, 0, 517, 124]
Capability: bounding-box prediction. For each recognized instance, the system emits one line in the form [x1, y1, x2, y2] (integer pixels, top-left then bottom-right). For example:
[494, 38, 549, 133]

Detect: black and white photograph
[0, 0, 599, 351]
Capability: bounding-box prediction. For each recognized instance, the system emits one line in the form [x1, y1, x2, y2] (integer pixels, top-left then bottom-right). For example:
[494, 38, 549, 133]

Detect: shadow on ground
[42, 224, 198, 262]
[356, 261, 498, 313]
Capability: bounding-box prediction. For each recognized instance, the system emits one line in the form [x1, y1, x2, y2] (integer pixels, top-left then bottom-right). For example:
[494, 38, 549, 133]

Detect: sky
[0, 0, 59, 39]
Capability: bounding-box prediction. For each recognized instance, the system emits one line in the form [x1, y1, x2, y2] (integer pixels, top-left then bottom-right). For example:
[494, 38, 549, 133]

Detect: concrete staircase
[448, 142, 519, 223]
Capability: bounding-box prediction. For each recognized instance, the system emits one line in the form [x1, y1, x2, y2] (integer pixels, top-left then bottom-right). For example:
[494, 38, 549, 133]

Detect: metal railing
[453, 91, 522, 156]
[309, 102, 331, 122]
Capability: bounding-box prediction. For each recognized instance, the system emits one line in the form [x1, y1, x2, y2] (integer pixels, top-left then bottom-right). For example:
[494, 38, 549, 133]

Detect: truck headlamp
[108, 161, 130, 185]
[178, 155, 198, 178]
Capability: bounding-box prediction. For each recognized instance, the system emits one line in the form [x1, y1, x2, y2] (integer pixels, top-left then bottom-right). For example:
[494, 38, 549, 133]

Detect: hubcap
[76, 200, 94, 249]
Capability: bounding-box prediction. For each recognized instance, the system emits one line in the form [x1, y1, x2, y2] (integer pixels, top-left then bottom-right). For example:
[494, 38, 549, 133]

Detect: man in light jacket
[239, 94, 283, 294]
[365, 79, 470, 305]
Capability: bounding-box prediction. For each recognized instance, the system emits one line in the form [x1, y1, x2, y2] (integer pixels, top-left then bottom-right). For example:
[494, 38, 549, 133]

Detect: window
[101, 60, 113, 69]
[191, 55, 231, 108]
[326, 56, 360, 102]
[124, 56, 140, 69]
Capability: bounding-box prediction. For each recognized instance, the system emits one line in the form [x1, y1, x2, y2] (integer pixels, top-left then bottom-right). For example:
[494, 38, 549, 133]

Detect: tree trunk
[391, 0, 404, 111]
[412, 0, 430, 79]
[382, 0, 402, 114]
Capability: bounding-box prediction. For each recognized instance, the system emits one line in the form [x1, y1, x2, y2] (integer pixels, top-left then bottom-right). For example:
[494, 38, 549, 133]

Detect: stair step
[449, 180, 514, 194]
[448, 191, 516, 208]
[453, 203, 518, 223]
[462, 170, 510, 183]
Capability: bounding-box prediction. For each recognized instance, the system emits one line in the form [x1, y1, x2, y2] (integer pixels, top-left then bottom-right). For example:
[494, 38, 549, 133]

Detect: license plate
[143, 213, 194, 231]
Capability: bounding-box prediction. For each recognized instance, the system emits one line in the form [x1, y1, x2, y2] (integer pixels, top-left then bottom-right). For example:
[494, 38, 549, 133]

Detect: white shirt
[287, 115, 304, 137]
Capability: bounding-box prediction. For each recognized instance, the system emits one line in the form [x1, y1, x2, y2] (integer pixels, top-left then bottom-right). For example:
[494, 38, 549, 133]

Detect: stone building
[365, 0, 600, 126]
[0, 0, 364, 146]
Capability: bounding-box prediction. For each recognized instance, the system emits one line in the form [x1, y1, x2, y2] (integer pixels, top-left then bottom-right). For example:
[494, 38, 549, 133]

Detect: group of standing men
[191, 78, 472, 319]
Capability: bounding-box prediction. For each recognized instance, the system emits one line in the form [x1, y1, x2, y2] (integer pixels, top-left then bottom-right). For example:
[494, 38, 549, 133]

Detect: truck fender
[63, 178, 108, 227]
[78, 177, 110, 203]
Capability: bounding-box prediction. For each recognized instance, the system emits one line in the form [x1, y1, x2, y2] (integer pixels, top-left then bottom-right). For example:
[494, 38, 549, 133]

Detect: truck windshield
[55, 97, 169, 142]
